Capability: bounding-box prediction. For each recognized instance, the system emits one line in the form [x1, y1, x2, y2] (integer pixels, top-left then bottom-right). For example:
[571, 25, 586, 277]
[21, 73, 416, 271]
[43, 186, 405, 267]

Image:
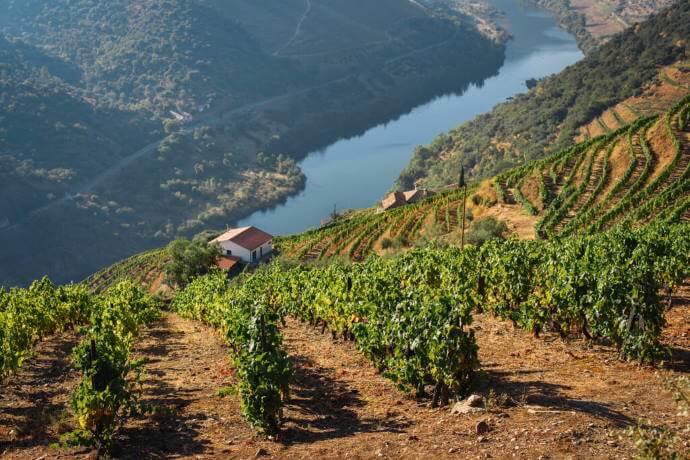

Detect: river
[237, 0, 583, 235]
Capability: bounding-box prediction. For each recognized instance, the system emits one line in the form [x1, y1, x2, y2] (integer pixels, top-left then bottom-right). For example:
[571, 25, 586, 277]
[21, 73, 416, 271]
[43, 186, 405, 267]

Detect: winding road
[273, 0, 312, 56]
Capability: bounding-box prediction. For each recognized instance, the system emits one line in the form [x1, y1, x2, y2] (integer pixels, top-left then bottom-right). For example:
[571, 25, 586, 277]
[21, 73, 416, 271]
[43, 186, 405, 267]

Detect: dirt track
[1, 301, 688, 459]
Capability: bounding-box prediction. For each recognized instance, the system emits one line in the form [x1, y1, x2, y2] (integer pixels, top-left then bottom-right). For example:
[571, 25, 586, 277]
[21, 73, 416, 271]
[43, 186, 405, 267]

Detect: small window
[226, 249, 232, 256]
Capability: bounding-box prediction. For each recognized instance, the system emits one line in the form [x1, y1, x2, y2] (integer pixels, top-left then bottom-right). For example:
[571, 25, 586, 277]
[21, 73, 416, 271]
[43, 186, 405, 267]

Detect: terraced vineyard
[4, 98, 690, 460]
[277, 186, 473, 262]
[278, 96, 690, 261]
[84, 248, 168, 294]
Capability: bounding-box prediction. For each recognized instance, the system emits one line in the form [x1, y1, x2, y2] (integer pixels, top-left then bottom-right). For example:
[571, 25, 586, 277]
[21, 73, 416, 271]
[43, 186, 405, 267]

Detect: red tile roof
[381, 191, 407, 210]
[211, 226, 273, 250]
[216, 255, 242, 271]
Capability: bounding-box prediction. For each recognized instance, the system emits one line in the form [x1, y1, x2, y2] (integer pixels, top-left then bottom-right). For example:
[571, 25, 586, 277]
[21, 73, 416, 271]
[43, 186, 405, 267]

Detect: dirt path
[273, 0, 312, 57]
[0, 330, 82, 458]
[2, 306, 688, 458]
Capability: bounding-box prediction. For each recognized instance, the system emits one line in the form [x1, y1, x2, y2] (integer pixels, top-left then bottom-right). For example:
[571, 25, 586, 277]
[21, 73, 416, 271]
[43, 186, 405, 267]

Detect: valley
[1, 1, 689, 458]
[238, 0, 583, 235]
[0, 0, 504, 286]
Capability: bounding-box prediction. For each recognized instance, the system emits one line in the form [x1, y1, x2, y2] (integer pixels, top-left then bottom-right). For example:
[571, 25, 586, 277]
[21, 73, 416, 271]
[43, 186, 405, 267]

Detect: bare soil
[2, 304, 688, 459]
[594, 137, 629, 205]
[646, 117, 677, 185]
[575, 62, 690, 143]
[481, 203, 538, 239]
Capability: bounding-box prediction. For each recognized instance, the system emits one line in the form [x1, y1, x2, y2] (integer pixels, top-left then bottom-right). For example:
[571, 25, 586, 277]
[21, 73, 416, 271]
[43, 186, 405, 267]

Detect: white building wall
[218, 240, 251, 262]
[217, 240, 273, 263]
[257, 241, 273, 259]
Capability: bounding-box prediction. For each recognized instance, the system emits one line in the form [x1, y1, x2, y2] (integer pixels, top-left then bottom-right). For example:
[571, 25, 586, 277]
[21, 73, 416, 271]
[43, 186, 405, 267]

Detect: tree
[164, 237, 221, 288]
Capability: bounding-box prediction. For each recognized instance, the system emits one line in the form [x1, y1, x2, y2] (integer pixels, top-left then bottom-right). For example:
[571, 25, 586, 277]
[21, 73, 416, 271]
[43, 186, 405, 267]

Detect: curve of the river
[239, 0, 583, 235]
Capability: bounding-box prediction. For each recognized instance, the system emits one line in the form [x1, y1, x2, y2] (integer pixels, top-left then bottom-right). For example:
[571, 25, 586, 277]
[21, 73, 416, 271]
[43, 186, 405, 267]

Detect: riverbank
[237, 0, 582, 235]
[0, 8, 505, 287]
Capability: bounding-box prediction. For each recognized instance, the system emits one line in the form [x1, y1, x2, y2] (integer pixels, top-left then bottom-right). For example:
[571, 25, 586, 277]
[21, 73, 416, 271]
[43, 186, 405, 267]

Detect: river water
[238, 0, 583, 235]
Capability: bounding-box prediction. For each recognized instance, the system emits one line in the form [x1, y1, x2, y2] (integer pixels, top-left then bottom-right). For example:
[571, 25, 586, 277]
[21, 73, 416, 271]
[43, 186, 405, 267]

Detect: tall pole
[459, 165, 467, 250]
[461, 184, 467, 250]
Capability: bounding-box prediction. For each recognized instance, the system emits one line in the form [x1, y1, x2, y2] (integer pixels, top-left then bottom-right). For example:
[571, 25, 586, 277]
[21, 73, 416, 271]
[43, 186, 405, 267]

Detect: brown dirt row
[575, 62, 690, 143]
[2, 302, 688, 459]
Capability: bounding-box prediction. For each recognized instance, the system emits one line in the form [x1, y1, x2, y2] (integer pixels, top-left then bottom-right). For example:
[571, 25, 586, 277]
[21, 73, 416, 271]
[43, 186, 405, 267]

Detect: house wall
[218, 240, 252, 262]
[257, 241, 273, 260]
[218, 240, 273, 263]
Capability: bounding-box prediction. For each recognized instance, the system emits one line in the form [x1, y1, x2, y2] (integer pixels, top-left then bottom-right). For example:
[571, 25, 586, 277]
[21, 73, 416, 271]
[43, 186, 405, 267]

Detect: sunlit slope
[397, 0, 690, 189]
[501, 94, 690, 238]
[277, 96, 690, 260]
[85, 96, 690, 292]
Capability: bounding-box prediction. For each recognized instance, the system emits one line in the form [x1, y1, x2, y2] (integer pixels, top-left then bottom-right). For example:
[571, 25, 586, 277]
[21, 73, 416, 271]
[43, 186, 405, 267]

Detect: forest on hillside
[0, 0, 505, 286]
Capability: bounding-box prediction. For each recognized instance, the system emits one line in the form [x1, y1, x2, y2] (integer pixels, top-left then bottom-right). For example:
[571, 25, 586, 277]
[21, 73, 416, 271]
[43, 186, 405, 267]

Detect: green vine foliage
[173, 270, 292, 435]
[173, 221, 689, 434]
[498, 224, 687, 361]
[0, 278, 93, 380]
[68, 280, 159, 451]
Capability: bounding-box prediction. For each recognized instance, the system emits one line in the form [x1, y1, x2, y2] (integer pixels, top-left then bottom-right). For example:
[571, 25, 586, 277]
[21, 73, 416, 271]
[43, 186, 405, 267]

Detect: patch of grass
[484, 389, 510, 412]
[216, 386, 238, 398]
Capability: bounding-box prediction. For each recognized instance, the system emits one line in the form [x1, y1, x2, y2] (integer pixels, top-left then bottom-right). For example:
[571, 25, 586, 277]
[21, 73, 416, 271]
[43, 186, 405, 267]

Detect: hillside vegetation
[266, 96, 689, 265]
[397, 0, 690, 190]
[0, 36, 157, 223]
[0, 0, 504, 287]
[4, 187, 689, 457]
[4, 95, 690, 460]
[85, 95, 690, 295]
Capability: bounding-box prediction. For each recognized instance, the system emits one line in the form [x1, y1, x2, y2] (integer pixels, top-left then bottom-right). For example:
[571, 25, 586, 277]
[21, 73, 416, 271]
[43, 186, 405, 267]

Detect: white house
[210, 226, 273, 264]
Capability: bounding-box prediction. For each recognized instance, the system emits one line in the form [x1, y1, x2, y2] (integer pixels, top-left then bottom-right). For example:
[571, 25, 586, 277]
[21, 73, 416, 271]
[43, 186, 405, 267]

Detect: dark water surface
[239, 0, 583, 235]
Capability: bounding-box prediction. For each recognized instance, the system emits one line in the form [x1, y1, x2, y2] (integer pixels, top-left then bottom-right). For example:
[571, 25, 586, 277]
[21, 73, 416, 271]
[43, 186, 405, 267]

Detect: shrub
[465, 217, 508, 246]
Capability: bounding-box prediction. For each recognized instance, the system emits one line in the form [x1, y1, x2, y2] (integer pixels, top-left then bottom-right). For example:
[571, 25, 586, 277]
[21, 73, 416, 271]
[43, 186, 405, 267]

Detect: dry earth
[577, 63, 690, 141]
[1, 299, 688, 459]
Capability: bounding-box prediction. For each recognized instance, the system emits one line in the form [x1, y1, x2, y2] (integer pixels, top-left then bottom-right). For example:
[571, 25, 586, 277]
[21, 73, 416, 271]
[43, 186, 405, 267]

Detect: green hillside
[0, 0, 466, 118]
[84, 95, 690, 294]
[0, 0, 297, 116]
[397, 0, 690, 189]
[2, 3, 690, 457]
[0, 0, 504, 287]
[0, 36, 157, 224]
[275, 95, 690, 262]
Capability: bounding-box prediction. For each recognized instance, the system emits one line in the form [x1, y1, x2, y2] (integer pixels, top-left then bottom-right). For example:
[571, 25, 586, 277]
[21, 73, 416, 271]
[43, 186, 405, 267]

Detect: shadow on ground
[480, 368, 633, 426]
[117, 322, 210, 459]
[280, 354, 411, 445]
[0, 332, 80, 453]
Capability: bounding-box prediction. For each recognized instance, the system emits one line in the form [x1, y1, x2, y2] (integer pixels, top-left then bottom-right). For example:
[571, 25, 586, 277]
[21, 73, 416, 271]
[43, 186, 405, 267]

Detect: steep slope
[397, 0, 690, 190]
[0, 36, 156, 225]
[86, 96, 690, 291]
[0, 0, 453, 119]
[0, 0, 504, 287]
[274, 96, 690, 263]
[0, 0, 298, 117]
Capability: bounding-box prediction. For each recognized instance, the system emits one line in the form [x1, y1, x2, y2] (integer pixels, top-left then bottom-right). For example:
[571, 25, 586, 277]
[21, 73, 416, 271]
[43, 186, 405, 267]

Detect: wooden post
[459, 165, 467, 250]
[461, 184, 467, 250]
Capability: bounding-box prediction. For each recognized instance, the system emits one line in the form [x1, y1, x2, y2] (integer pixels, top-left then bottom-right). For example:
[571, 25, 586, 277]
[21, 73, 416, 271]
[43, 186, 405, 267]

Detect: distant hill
[0, 36, 157, 224]
[0, 0, 503, 287]
[86, 95, 690, 293]
[0, 0, 448, 118]
[397, 0, 690, 190]
[0, 0, 298, 117]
